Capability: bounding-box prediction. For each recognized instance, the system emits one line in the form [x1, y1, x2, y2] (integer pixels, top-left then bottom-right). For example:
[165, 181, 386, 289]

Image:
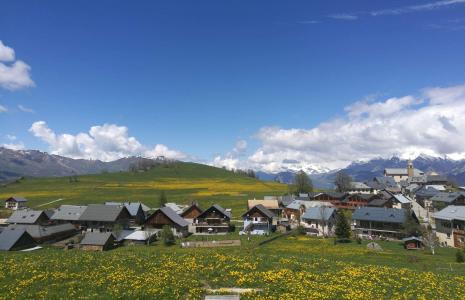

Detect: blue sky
[1, 1, 465, 172]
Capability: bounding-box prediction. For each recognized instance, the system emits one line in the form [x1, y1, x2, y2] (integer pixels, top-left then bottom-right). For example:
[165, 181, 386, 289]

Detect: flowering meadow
[1, 236, 465, 299]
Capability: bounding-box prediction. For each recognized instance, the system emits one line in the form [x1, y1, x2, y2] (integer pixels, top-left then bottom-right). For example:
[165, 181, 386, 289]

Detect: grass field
[0, 162, 288, 217]
[1, 235, 465, 299]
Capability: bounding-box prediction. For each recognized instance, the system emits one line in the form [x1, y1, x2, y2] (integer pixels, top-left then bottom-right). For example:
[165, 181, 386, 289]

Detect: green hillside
[0, 162, 288, 216]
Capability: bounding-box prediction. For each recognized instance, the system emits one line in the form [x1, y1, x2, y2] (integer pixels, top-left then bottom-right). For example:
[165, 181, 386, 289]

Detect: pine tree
[335, 211, 351, 240]
[159, 191, 167, 207]
[161, 225, 175, 246]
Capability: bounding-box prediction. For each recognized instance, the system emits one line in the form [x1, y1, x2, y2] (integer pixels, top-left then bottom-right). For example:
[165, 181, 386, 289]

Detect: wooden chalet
[104, 202, 148, 225]
[78, 204, 131, 232]
[247, 199, 281, 217]
[193, 204, 232, 234]
[180, 203, 204, 220]
[241, 204, 275, 235]
[145, 207, 189, 237]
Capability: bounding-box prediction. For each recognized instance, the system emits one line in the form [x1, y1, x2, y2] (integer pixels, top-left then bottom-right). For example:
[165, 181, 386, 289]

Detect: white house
[4, 197, 28, 210]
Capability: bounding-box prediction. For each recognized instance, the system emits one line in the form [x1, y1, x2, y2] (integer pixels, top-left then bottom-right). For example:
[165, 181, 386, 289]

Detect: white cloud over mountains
[243, 84, 465, 172]
[29, 121, 186, 161]
[0, 40, 34, 90]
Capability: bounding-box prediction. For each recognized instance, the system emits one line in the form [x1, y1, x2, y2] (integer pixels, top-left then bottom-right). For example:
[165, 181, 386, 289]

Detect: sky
[1, 0, 465, 173]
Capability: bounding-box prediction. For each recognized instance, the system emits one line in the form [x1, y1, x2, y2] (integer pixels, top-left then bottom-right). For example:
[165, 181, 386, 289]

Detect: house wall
[182, 207, 203, 219]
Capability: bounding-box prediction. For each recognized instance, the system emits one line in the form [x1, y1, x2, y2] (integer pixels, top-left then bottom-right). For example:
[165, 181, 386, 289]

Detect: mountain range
[2, 147, 465, 188]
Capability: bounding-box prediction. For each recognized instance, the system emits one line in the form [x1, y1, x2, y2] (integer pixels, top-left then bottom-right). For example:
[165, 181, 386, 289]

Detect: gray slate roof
[385, 168, 423, 176]
[7, 210, 47, 224]
[79, 204, 127, 222]
[302, 207, 336, 221]
[242, 204, 274, 219]
[392, 194, 411, 204]
[0, 228, 33, 250]
[159, 207, 189, 227]
[51, 205, 88, 221]
[352, 207, 408, 224]
[105, 202, 146, 217]
[433, 205, 465, 221]
[430, 192, 465, 204]
[6, 224, 76, 239]
[80, 232, 115, 246]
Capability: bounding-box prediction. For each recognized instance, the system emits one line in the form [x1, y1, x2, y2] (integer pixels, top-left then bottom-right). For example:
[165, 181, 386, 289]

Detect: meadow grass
[1, 235, 464, 299]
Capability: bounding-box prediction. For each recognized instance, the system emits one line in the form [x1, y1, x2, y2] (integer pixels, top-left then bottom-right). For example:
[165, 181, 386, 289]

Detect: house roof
[247, 199, 280, 210]
[426, 175, 448, 183]
[242, 204, 274, 219]
[80, 232, 115, 246]
[105, 202, 147, 217]
[6, 223, 76, 239]
[392, 194, 411, 204]
[286, 200, 334, 210]
[385, 168, 423, 176]
[180, 203, 203, 217]
[430, 192, 465, 204]
[7, 210, 47, 224]
[5, 196, 28, 203]
[433, 205, 465, 222]
[51, 205, 88, 221]
[415, 186, 440, 198]
[367, 198, 388, 207]
[123, 230, 159, 241]
[402, 236, 423, 242]
[352, 207, 408, 224]
[302, 207, 336, 221]
[164, 203, 184, 214]
[350, 182, 371, 189]
[158, 207, 189, 227]
[79, 204, 128, 222]
[197, 204, 231, 219]
[0, 228, 34, 250]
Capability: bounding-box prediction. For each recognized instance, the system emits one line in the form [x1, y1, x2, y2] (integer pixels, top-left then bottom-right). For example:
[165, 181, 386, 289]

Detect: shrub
[297, 225, 306, 235]
[356, 236, 362, 244]
[161, 225, 175, 246]
[456, 250, 464, 263]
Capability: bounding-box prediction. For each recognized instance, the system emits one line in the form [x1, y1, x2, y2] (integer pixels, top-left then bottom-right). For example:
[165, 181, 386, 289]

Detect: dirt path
[36, 198, 65, 207]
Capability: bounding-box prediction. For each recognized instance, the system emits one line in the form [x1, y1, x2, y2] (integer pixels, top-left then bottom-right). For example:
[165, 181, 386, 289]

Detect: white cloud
[18, 104, 34, 113]
[329, 14, 358, 20]
[0, 41, 34, 91]
[210, 139, 249, 170]
[0, 104, 7, 113]
[1, 142, 25, 150]
[29, 121, 186, 161]
[6, 134, 16, 141]
[245, 84, 465, 173]
[0, 41, 15, 62]
[144, 144, 187, 160]
[371, 0, 465, 16]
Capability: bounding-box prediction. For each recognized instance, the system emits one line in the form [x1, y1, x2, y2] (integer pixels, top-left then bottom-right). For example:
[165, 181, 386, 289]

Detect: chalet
[433, 205, 465, 248]
[301, 207, 337, 237]
[241, 204, 275, 235]
[0, 228, 36, 251]
[50, 205, 88, 227]
[192, 204, 232, 234]
[283, 200, 334, 221]
[247, 199, 281, 216]
[145, 207, 189, 237]
[391, 194, 412, 209]
[7, 209, 50, 225]
[426, 174, 449, 186]
[105, 202, 148, 225]
[180, 202, 204, 221]
[414, 186, 440, 209]
[312, 192, 348, 209]
[352, 207, 417, 239]
[428, 192, 465, 211]
[403, 236, 424, 250]
[347, 182, 374, 194]
[80, 232, 116, 251]
[366, 177, 401, 193]
[6, 223, 77, 243]
[4, 197, 28, 210]
[78, 204, 131, 232]
[343, 194, 380, 209]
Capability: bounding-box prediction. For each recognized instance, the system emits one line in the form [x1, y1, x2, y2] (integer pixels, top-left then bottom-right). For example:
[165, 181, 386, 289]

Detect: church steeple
[407, 159, 414, 177]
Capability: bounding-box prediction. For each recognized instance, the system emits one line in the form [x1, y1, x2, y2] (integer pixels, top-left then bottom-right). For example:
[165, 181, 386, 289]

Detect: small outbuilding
[403, 236, 424, 250]
[80, 232, 116, 251]
[0, 228, 36, 251]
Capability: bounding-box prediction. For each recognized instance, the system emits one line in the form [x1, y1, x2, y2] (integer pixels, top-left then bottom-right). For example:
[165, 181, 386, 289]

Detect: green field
[0, 162, 288, 217]
[1, 235, 465, 299]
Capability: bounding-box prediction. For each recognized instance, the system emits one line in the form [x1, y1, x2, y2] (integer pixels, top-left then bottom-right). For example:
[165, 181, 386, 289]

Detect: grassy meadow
[0, 162, 288, 217]
[1, 235, 465, 299]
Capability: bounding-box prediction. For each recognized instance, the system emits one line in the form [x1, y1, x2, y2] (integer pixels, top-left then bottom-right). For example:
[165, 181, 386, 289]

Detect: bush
[161, 225, 176, 246]
[297, 225, 306, 235]
[356, 236, 362, 244]
[456, 250, 464, 263]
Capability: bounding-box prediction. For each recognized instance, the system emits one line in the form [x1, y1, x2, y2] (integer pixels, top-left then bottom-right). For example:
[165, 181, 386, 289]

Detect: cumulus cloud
[29, 121, 186, 161]
[245, 84, 465, 172]
[0, 41, 34, 90]
[210, 139, 249, 170]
